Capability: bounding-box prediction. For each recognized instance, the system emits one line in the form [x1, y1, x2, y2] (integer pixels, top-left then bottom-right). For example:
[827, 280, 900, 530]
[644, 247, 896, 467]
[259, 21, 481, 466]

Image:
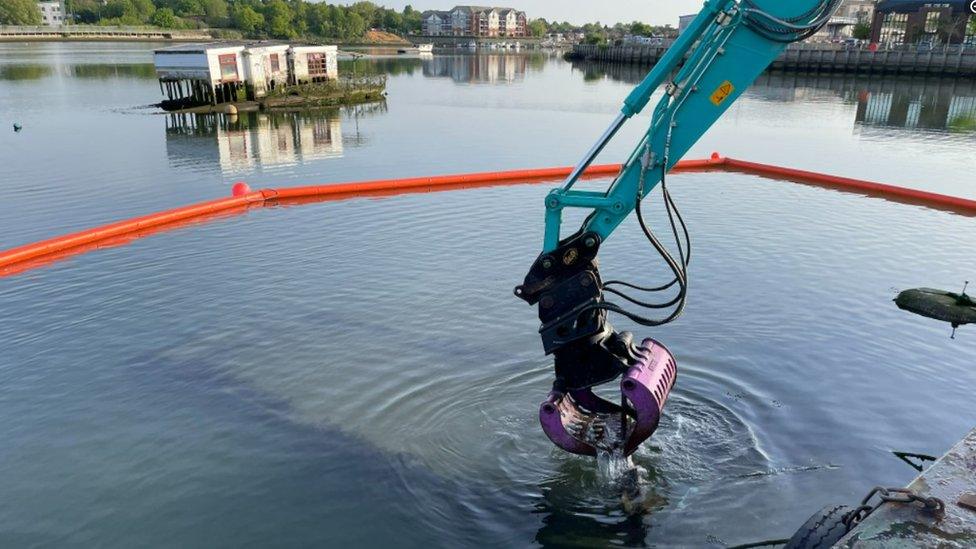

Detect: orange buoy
[231, 182, 251, 197]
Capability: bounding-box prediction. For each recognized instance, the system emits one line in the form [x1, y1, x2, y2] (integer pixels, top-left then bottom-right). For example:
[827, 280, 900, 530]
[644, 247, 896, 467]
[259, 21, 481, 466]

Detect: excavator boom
[515, 0, 840, 457]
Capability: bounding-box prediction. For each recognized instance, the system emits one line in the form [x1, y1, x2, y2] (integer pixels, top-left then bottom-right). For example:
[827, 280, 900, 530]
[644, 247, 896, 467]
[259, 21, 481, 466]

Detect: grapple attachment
[539, 338, 676, 457]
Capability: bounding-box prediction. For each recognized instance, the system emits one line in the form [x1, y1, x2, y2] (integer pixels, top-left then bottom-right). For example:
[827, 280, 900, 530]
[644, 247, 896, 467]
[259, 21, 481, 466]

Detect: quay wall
[569, 43, 976, 77]
[0, 25, 213, 43]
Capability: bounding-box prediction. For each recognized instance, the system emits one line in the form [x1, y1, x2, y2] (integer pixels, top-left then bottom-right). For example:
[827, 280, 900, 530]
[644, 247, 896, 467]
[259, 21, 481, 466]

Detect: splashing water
[597, 448, 634, 482]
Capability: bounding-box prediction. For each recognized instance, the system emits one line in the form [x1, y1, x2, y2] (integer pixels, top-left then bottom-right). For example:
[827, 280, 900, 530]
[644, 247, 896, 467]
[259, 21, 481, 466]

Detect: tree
[528, 19, 547, 37]
[343, 11, 366, 40]
[231, 4, 264, 34]
[382, 10, 402, 32]
[174, 0, 205, 18]
[263, 0, 295, 38]
[630, 21, 654, 37]
[349, 1, 378, 28]
[852, 22, 871, 40]
[101, 0, 154, 23]
[67, 0, 102, 24]
[584, 32, 608, 45]
[151, 7, 180, 27]
[200, 0, 228, 25]
[131, 0, 156, 21]
[401, 5, 421, 34]
[0, 0, 42, 25]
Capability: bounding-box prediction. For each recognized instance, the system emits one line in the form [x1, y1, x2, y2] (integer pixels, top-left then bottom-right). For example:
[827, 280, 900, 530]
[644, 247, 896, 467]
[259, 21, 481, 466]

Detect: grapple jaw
[539, 338, 676, 457]
[517, 232, 678, 457]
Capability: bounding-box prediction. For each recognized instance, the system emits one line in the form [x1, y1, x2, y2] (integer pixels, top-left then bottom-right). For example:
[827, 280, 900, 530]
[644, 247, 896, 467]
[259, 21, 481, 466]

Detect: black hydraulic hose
[602, 165, 692, 296]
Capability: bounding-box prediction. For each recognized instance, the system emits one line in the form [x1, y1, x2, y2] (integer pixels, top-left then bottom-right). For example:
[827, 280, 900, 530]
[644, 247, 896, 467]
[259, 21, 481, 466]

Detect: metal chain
[843, 486, 946, 529]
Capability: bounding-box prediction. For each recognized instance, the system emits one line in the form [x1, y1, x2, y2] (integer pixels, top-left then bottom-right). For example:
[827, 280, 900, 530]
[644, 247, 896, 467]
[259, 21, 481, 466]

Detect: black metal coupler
[515, 232, 638, 390]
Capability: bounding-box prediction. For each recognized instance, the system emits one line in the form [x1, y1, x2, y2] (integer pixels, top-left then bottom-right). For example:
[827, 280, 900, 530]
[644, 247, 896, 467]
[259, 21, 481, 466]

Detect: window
[218, 54, 238, 81]
[880, 13, 908, 44]
[307, 53, 327, 76]
[270, 54, 280, 73]
[925, 11, 941, 34]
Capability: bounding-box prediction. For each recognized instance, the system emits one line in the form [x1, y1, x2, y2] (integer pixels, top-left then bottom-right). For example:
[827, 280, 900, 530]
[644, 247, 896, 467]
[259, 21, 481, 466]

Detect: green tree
[150, 7, 180, 28]
[349, 1, 377, 28]
[263, 0, 295, 38]
[382, 10, 402, 32]
[231, 4, 263, 34]
[630, 21, 654, 36]
[343, 11, 366, 40]
[101, 0, 154, 23]
[131, 0, 155, 21]
[0, 0, 43, 24]
[173, 0, 205, 18]
[67, 0, 102, 24]
[401, 4, 421, 34]
[528, 19, 547, 37]
[200, 0, 228, 25]
[852, 22, 871, 40]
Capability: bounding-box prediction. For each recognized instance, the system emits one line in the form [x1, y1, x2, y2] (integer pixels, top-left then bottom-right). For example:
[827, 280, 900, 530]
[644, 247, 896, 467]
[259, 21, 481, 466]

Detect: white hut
[288, 45, 339, 85]
[155, 42, 340, 106]
[154, 42, 248, 105]
[242, 43, 290, 99]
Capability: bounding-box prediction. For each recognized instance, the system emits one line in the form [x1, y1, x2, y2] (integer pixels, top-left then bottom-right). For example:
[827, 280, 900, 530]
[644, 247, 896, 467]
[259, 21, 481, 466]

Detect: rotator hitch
[515, 231, 677, 457]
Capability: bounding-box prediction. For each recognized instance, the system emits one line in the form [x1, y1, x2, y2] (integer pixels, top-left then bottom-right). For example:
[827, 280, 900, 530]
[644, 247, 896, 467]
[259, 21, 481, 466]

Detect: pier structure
[0, 25, 211, 42]
[153, 42, 338, 109]
[569, 42, 976, 77]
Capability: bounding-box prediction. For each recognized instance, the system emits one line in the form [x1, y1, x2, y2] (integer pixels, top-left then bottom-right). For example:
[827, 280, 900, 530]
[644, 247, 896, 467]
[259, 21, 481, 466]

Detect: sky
[328, 1, 705, 26]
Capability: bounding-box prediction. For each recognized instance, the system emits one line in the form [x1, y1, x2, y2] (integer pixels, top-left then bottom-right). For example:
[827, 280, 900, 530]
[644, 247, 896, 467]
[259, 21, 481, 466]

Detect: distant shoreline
[0, 36, 209, 43]
[0, 36, 413, 46]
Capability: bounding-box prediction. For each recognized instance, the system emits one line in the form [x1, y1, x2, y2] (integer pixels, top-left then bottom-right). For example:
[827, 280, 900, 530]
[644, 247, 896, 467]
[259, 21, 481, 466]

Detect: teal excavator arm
[515, 1, 839, 457]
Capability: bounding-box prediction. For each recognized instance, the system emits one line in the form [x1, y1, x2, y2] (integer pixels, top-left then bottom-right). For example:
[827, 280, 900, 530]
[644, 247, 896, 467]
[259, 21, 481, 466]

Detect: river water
[0, 42, 974, 547]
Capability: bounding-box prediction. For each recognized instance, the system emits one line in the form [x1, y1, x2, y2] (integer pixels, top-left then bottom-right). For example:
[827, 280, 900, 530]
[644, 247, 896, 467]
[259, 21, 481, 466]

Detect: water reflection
[423, 55, 530, 84]
[569, 60, 976, 134]
[533, 461, 656, 548]
[165, 108, 383, 173]
[70, 63, 156, 79]
[0, 64, 54, 81]
[857, 85, 976, 131]
[0, 63, 156, 81]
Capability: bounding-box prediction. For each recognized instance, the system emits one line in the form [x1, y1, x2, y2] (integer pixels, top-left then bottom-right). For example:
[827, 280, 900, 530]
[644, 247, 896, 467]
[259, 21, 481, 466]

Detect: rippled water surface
[1, 43, 974, 547]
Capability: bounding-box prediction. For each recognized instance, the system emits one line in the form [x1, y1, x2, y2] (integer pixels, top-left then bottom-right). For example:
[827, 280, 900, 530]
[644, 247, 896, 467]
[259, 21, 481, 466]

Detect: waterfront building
[153, 42, 338, 105]
[870, 0, 975, 45]
[421, 6, 527, 37]
[811, 0, 876, 41]
[678, 14, 697, 35]
[37, 1, 65, 27]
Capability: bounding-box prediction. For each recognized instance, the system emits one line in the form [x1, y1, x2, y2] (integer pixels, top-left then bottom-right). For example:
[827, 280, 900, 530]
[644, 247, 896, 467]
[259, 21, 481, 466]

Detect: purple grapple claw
[539, 338, 677, 457]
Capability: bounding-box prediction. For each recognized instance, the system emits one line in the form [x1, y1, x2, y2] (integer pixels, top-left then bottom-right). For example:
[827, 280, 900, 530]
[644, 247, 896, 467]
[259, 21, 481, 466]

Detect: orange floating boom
[1, 155, 973, 278]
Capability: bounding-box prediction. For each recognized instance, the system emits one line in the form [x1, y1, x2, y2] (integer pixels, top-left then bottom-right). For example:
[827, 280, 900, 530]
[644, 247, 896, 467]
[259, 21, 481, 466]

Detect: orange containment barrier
[1, 154, 974, 277]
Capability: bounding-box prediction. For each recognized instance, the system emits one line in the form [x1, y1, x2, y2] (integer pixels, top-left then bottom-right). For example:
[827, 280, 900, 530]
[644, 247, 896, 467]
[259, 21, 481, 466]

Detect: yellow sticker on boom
[710, 80, 735, 106]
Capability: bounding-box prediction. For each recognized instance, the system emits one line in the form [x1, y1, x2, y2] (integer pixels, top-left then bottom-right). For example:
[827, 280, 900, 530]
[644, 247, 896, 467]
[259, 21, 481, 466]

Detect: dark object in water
[895, 283, 975, 329]
[13, 123, 22, 132]
[539, 338, 676, 457]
